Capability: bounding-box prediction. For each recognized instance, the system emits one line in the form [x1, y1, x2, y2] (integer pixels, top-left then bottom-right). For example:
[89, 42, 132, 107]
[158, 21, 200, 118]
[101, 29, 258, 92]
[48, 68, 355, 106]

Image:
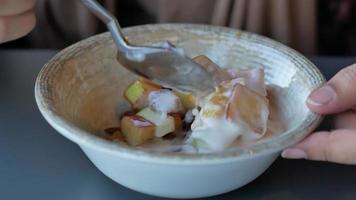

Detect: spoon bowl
[80, 0, 215, 96]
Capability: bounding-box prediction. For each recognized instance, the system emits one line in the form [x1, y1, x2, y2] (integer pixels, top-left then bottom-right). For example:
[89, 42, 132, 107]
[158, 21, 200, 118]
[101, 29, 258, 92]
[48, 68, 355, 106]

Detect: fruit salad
[104, 55, 270, 153]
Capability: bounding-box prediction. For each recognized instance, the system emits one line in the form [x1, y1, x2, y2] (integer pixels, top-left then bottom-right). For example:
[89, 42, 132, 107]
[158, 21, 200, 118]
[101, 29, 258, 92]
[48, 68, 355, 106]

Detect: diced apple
[137, 107, 164, 125]
[225, 68, 267, 96]
[199, 90, 229, 119]
[173, 90, 197, 110]
[120, 115, 155, 146]
[192, 55, 230, 82]
[201, 103, 225, 118]
[137, 107, 175, 137]
[171, 113, 183, 130]
[124, 79, 161, 109]
[155, 116, 175, 137]
[226, 84, 269, 134]
[193, 55, 221, 74]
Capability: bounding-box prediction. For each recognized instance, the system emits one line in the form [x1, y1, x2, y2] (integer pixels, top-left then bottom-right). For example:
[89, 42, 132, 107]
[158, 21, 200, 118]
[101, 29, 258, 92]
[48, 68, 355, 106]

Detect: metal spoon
[80, 0, 215, 96]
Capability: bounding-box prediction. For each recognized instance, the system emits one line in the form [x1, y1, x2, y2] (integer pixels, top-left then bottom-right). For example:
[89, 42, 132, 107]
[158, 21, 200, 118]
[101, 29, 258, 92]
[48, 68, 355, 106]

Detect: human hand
[0, 0, 36, 43]
[282, 64, 356, 165]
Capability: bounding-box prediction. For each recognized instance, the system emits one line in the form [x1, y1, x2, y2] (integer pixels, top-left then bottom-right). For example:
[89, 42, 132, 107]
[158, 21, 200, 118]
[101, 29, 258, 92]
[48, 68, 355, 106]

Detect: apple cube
[124, 79, 161, 109]
[193, 55, 221, 74]
[173, 90, 197, 110]
[120, 115, 155, 146]
[198, 88, 229, 119]
[171, 113, 183, 130]
[137, 107, 175, 137]
[192, 55, 230, 82]
[227, 84, 269, 135]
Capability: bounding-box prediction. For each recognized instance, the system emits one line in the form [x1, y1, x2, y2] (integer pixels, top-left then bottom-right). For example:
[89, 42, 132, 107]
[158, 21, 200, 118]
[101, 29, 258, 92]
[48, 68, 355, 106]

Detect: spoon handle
[80, 0, 130, 52]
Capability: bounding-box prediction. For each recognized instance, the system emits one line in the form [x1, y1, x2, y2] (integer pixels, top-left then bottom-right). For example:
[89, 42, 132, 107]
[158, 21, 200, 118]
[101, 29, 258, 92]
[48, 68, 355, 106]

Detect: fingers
[282, 130, 356, 165]
[0, 10, 36, 43]
[307, 64, 356, 114]
[0, 0, 36, 16]
[334, 111, 356, 129]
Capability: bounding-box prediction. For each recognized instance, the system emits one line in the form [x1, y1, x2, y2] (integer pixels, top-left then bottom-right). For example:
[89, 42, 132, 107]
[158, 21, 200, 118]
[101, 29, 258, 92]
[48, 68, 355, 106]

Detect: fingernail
[281, 148, 307, 159]
[307, 85, 336, 106]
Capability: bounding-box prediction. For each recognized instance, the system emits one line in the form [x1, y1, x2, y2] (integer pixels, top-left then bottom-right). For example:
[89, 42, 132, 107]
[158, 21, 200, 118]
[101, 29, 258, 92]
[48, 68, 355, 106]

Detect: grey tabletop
[1, 50, 356, 200]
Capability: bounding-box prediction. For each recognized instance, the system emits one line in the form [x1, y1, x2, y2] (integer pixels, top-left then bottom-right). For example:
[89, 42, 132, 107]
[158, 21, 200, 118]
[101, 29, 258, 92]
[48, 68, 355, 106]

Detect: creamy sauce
[148, 90, 183, 114]
[115, 65, 285, 153]
[188, 118, 244, 152]
[136, 86, 284, 154]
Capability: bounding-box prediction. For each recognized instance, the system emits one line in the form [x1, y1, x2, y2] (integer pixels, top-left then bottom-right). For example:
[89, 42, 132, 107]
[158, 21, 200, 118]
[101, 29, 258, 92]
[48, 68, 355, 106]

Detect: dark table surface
[1, 50, 356, 200]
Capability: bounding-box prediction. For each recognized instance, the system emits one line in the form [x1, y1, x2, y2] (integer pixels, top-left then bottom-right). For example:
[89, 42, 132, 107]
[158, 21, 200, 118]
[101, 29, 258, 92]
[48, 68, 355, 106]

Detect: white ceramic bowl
[35, 24, 324, 198]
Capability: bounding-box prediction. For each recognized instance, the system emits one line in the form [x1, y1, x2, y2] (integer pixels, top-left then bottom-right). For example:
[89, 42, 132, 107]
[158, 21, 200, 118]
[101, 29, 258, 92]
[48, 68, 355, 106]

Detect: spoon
[80, 0, 215, 96]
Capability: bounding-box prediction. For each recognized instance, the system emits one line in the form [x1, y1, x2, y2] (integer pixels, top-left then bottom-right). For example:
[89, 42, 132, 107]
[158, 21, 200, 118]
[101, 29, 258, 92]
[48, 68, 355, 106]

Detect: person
[0, 0, 36, 43]
[1, 0, 356, 164]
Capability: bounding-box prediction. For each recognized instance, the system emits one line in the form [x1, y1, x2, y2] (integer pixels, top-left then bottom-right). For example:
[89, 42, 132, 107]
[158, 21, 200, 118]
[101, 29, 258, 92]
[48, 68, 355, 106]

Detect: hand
[0, 0, 36, 43]
[282, 64, 356, 165]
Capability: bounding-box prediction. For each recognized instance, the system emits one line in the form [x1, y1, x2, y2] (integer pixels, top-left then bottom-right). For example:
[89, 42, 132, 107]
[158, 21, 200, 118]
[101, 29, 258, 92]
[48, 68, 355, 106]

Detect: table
[1, 50, 356, 200]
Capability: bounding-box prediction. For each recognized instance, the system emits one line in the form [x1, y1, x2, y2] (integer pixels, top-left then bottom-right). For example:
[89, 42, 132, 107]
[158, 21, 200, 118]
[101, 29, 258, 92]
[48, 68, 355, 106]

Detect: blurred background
[0, 0, 355, 56]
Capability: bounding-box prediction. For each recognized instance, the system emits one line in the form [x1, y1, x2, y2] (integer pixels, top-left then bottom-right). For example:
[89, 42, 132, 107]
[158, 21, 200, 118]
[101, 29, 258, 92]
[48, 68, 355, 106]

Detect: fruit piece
[173, 90, 197, 110]
[155, 116, 175, 137]
[137, 107, 175, 137]
[199, 88, 230, 119]
[104, 127, 125, 141]
[227, 84, 269, 136]
[201, 102, 225, 118]
[148, 89, 184, 114]
[120, 115, 155, 146]
[191, 80, 235, 131]
[192, 55, 230, 82]
[226, 68, 267, 96]
[137, 107, 165, 125]
[190, 92, 226, 131]
[171, 113, 183, 130]
[193, 55, 221, 74]
[124, 79, 161, 109]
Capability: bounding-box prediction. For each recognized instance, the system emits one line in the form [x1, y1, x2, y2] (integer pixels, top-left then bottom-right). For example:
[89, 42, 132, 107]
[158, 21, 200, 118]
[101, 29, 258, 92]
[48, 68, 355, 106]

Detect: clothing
[25, 0, 352, 56]
[138, 0, 317, 54]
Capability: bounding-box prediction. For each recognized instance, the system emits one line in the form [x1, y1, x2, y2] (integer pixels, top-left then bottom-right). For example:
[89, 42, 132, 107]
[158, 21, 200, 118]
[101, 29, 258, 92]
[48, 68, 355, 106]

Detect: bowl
[35, 24, 324, 198]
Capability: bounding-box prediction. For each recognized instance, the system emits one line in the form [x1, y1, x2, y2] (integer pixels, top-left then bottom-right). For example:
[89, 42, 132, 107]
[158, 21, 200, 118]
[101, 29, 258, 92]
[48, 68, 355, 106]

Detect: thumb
[282, 130, 356, 165]
[307, 64, 356, 114]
